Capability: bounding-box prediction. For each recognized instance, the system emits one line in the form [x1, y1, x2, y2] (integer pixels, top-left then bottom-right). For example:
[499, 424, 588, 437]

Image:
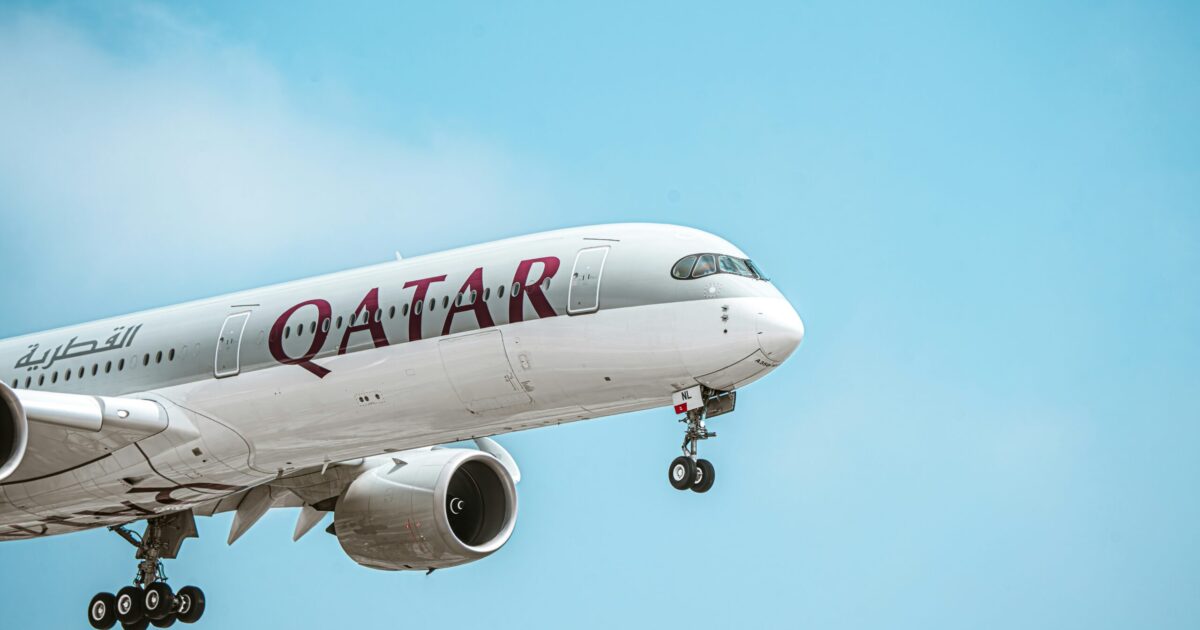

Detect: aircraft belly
[163, 331, 471, 474]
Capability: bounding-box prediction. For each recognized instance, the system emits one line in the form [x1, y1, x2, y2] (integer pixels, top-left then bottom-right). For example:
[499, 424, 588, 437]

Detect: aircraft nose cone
[757, 300, 804, 363]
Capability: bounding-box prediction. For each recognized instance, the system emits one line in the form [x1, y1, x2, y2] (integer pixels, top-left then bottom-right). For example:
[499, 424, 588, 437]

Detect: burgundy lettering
[269, 300, 332, 378]
[442, 267, 495, 335]
[509, 256, 560, 323]
[339, 288, 390, 354]
[403, 275, 447, 342]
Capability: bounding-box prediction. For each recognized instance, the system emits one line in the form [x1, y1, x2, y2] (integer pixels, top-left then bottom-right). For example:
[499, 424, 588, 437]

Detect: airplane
[0, 223, 804, 629]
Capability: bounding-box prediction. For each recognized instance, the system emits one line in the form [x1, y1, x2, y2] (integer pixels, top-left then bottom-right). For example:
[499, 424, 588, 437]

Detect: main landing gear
[88, 511, 207, 629]
[667, 388, 734, 493]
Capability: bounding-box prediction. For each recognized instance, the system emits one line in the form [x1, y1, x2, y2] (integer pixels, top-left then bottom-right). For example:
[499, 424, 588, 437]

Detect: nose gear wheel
[667, 388, 727, 493]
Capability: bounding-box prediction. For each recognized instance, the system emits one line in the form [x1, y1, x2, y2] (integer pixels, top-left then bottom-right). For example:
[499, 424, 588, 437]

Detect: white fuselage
[0, 224, 803, 539]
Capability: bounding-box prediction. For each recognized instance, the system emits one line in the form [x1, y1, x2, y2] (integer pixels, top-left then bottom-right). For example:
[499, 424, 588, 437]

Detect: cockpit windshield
[671, 253, 768, 280]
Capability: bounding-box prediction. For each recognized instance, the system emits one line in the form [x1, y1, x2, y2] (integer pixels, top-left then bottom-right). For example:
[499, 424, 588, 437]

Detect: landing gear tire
[691, 458, 716, 493]
[142, 582, 174, 621]
[669, 456, 696, 490]
[90, 514, 208, 630]
[175, 586, 205, 624]
[115, 586, 144, 625]
[88, 592, 117, 629]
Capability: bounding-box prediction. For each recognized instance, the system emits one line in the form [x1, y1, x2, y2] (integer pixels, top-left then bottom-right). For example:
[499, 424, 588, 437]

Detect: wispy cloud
[0, 8, 551, 329]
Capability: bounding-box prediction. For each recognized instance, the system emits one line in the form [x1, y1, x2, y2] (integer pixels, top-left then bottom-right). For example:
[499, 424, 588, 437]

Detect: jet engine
[0, 383, 29, 482]
[333, 448, 518, 571]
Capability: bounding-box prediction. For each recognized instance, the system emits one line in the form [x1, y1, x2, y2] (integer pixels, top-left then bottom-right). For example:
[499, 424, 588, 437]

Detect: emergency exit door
[567, 246, 609, 315]
[214, 312, 251, 378]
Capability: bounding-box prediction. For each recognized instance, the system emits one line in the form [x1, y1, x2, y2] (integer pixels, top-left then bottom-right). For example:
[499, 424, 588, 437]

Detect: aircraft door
[214, 312, 251, 378]
[567, 246, 610, 315]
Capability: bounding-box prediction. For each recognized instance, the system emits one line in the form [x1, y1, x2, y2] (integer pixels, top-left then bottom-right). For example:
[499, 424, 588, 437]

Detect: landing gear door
[567, 246, 609, 315]
[214, 312, 251, 378]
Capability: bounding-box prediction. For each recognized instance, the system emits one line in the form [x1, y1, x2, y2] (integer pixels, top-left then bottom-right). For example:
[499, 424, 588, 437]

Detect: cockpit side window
[672, 255, 698, 279]
[746, 259, 769, 281]
[691, 254, 717, 278]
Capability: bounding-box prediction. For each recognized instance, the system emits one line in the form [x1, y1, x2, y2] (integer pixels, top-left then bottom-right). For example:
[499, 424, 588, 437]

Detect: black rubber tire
[668, 456, 696, 490]
[142, 582, 174, 621]
[175, 586, 205, 624]
[88, 592, 117, 629]
[149, 613, 177, 628]
[691, 458, 716, 493]
[121, 619, 150, 630]
[115, 586, 144, 624]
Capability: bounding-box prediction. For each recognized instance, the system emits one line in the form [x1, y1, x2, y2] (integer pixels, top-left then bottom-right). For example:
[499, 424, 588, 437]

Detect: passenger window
[156, 351, 163, 364]
[403, 303, 410, 317]
[428, 298, 436, 312]
[442, 296, 449, 309]
[388, 306, 396, 319]
[498, 285, 505, 299]
[470, 290, 478, 304]
[79, 366, 85, 378]
[284, 327, 291, 339]
[336, 316, 343, 329]
[143, 354, 150, 366]
[512, 282, 522, 297]
[414, 300, 422, 315]
[692, 254, 717, 278]
[672, 255, 697, 279]
[105, 361, 112, 373]
[64, 370, 70, 382]
[375, 309, 382, 322]
[322, 318, 330, 332]
[38, 374, 45, 386]
[118, 359, 125, 371]
[23, 377, 30, 388]
[484, 287, 491, 301]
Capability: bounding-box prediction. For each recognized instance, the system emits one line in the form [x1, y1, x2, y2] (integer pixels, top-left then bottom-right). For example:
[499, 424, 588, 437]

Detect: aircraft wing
[0, 384, 167, 483]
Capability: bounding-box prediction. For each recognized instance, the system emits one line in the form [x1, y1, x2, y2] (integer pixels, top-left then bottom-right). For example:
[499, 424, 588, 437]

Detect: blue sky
[1, 1, 1198, 628]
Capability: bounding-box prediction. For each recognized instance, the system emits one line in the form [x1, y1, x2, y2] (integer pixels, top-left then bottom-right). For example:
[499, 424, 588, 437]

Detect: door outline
[567, 246, 610, 315]
[438, 329, 532, 413]
[214, 312, 251, 378]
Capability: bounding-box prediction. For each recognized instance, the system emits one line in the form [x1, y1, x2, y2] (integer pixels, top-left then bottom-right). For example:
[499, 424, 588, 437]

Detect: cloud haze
[0, 8, 550, 330]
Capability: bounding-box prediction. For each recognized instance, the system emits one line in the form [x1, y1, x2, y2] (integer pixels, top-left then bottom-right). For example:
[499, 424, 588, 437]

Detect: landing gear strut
[667, 388, 734, 493]
[87, 511, 207, 629]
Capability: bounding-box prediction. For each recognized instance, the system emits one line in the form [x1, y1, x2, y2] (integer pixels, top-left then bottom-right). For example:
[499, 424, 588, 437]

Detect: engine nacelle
[333, 448, 518, 571]
[0, 383, 30, 482]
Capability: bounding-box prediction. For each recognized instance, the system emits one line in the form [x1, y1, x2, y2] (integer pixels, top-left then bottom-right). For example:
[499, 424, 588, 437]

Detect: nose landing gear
[87, 511, 207, 629]
[668, 388, 734, 493]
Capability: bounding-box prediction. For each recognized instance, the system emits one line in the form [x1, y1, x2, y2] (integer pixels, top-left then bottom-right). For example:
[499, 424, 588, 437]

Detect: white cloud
[0, 9, 552, 327]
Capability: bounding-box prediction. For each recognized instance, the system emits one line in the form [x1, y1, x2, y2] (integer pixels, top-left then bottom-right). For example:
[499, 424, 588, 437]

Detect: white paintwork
[0, 223, 804, 542]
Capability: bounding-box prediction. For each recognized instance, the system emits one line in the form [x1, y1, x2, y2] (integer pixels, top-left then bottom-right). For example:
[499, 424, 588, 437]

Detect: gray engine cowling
[0, 383, 29, 482]
[333, 448, 518, 571]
